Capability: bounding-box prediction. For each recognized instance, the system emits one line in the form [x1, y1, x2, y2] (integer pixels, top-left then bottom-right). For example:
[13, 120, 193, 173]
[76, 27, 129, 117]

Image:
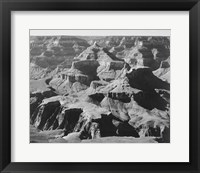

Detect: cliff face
[30, 35, 170, 143]
[47, 43, 127, 94]
[31, 68, 170, 142]
[31, 78, 169, 142]
[30, 36, 90, 79]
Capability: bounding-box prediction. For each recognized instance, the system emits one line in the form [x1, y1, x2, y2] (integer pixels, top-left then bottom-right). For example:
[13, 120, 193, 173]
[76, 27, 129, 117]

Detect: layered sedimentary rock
[48, 60, 100, 94]
[30, 36, 170, 143]
[31, 65, 170, 142]
[30, 36, 90, 79]
[48, 43, 126, 93]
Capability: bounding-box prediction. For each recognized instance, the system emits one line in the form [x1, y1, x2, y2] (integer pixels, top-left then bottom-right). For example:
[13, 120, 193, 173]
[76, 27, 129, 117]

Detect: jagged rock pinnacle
[92, 41, 100, 47]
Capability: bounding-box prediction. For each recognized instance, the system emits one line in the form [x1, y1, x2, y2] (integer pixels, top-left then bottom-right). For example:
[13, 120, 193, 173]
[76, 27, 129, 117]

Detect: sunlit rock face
[30, 35, 170, 143]
[30, 36, 90, 80]
[153, 57, 170, 83]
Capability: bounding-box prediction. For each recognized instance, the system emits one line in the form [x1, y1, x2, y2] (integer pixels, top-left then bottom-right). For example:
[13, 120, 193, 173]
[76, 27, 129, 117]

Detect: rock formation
[30, 35, 170, 143]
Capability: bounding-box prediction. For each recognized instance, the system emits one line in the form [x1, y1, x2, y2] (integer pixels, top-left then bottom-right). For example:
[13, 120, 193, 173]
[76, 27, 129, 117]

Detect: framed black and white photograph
[0, 0, 200, 173]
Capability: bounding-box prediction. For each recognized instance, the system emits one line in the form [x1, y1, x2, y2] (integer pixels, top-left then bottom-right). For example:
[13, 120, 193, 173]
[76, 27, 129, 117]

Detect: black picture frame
[0, 0, 200, 172]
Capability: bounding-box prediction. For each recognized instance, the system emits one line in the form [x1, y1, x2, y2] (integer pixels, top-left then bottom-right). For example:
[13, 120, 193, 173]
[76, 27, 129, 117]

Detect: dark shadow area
[126, 68, 170, 91]
[36, 101, 60, 130]
[62, 108, 83, 136]
[93, 114, 117, 137]
[89, 93, 105, 102]
[134, 90, 168, 110]
[117, 122, 139, 137]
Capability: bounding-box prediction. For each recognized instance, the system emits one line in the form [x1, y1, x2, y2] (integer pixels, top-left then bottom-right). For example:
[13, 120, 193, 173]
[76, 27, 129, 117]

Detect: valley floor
[30, 125, 158, 143]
